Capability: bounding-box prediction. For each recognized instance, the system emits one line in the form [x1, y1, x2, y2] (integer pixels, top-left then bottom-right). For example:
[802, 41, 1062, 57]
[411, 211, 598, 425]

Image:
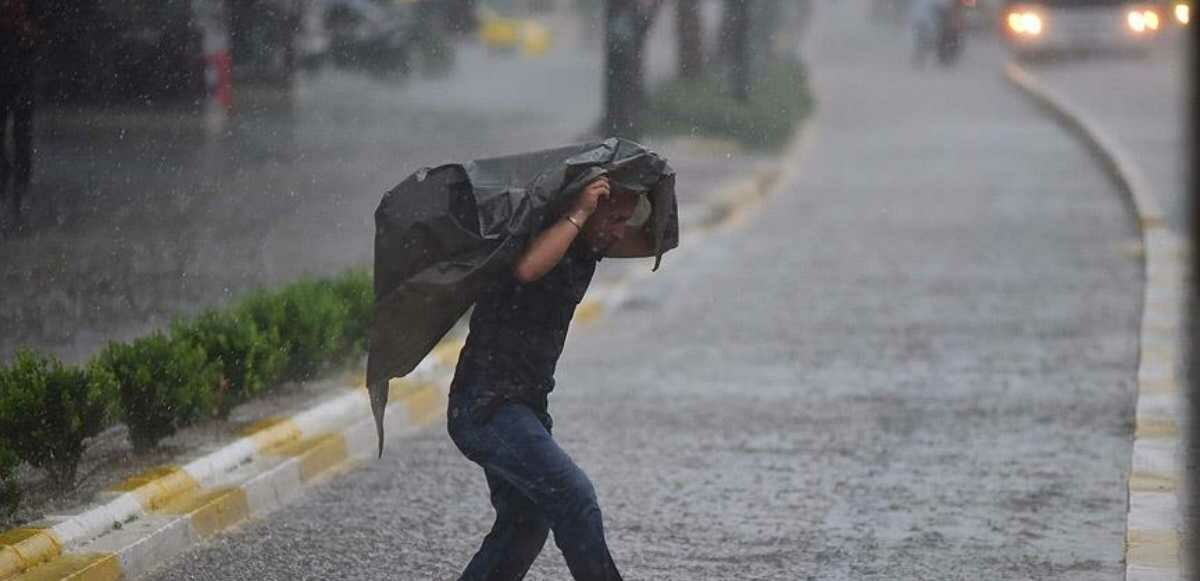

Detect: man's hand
[572, 176, 611, 219]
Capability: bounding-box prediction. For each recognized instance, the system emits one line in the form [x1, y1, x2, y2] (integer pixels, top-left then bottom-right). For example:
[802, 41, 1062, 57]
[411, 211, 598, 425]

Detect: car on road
[1001, 0, 1165, 57]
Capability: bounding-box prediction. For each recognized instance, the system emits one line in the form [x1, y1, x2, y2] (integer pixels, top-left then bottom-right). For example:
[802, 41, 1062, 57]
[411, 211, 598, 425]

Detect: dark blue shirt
[451, 241, 601, 420]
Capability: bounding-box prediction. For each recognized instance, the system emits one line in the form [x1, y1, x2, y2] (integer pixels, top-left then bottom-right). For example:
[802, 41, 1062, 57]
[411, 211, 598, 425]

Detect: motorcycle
[913, 0, 966, 66]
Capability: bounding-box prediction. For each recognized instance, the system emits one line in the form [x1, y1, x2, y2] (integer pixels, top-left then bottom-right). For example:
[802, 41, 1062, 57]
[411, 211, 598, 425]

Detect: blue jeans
[447, 391, 623, 581]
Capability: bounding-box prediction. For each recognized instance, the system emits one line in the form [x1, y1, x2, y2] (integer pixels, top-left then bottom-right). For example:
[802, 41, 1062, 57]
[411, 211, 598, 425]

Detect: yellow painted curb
[11, 553, 120, 581]
[265, 434, 350, 483]
[1135, 417, 1179, 439]
[386, 377, 430, 402]
[155, 487, 250, 539]
[240, 417, 304, 452]
[574, 300, 604, 325]
[1139, 215, 1167, 230]
[480, 16, 519, 49]
[1129, 471, 1176, 493]
[1139, 377, 1180, 394]
[521, 22, 551, 56]
[0, 529, 62, 580]
[109, 466, 199, 511]
[1126, 529, 1179, 569]
[400, 383, 444, 427]
[429, 339, 465, 368]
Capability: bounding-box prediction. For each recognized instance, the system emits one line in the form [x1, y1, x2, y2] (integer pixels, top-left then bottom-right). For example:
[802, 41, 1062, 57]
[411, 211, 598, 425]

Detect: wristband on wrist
[565, 214, 585, 231]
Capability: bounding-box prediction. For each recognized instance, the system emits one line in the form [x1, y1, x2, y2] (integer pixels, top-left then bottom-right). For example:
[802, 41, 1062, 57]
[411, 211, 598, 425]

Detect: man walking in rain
[367, 139, 677, 581]
[447, 173, 651, 581]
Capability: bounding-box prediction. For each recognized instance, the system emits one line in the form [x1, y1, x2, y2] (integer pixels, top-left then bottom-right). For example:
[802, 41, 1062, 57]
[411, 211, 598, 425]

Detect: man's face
[582, 190, 639, 252]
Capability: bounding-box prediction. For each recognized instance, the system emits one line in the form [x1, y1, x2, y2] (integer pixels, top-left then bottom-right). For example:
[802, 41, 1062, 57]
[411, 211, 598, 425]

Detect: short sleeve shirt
[451, 240, 601, 418]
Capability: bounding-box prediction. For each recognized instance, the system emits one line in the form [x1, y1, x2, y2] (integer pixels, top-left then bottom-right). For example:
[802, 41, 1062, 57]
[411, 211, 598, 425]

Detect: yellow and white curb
[1005, 63, 1188, 581]
[0, 344, 463, 581]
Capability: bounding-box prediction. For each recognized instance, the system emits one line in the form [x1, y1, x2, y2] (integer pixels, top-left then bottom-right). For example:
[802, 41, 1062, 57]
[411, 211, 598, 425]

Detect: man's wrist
[567, 207, 593, 225]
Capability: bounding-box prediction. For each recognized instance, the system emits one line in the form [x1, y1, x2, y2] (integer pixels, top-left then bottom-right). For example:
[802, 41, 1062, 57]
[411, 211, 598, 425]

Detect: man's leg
[476, 405, 623, 581]
[459, 468, 551, 581]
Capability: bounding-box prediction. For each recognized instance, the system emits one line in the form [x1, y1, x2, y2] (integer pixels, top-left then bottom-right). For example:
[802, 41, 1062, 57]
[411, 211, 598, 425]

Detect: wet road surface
[143, 3, 1142, 580]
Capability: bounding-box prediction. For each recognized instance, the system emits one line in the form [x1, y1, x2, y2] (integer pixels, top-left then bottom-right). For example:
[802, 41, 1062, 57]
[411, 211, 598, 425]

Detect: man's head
[581, 188, 641, 253]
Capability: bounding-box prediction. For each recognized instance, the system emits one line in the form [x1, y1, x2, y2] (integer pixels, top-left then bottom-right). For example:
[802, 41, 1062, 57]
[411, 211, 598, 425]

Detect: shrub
[330, 270, 373, 358]
[0, 351, 117, 488]
[237, 280, 349, 381]
[172, 310, 286, 418]
[646, 58, 815, 150]
[100, 334, 219, 453]
[0, 444, 22, 517]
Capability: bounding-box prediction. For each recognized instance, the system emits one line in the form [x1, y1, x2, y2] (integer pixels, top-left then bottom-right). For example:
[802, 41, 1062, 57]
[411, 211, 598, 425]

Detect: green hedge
[0, 351, 117, 488]
[172, 311, 285, 418]
[0, 269, 374, 509]
[646, 59, 815, 151]
[100, 333, 220, 453]
[238, 280, 350, 382]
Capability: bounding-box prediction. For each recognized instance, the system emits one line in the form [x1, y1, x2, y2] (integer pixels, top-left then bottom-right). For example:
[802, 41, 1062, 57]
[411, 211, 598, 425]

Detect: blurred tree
[675, 0, 703, 80]
[227, 0, 302, 85]
[444, 0, 478, 35]
[723, 0, 750, 102]
[601, 0, 664, 139]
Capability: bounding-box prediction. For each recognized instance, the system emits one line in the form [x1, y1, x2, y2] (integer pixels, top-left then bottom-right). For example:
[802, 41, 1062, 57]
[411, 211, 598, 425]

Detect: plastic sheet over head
[365, 138, 678, 456]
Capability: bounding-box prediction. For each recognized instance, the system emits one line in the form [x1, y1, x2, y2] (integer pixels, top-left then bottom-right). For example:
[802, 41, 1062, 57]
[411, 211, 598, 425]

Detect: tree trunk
[675, 0, 703, 80]
[602, 0, 662, 139]
[724, 0, 750, 102]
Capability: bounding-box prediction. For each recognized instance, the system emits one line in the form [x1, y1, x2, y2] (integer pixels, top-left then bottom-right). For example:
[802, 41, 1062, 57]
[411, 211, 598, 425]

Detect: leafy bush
[330, 270, 373, 358]
[100, 334, 219, 453]
[0, 270, 374, 467]
[0, 444, 22, 517]
[172, 310, 286, 418]
[0, 351, 117, 488]
[646, 59, 815, 150]
[237, 279, 350, 381]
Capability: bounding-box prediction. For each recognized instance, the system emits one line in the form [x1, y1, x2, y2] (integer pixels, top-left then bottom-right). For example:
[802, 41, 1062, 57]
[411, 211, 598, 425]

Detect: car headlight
[1145, 10, 1160, 29]
[1127, 9, 1160, 32]
[1007, 11, 1043, 35]
[1175, 3, 1190, 25]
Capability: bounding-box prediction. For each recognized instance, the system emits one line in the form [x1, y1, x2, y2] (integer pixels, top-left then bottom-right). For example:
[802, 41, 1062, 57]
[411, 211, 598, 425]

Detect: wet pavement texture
[143, 3, 1141, 580]
[0, 8, 747, 364]
[1019, 35, 1189, 233]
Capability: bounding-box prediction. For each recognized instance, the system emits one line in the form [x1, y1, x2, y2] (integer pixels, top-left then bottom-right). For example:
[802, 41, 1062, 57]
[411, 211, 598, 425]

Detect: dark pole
[726, 0, 750, 102]
[676, 0, 703, 80]
[602, 0, 660, 139]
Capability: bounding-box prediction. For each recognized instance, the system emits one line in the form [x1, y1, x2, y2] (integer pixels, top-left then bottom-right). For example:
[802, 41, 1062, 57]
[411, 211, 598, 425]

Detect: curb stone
[1005, 62, 1188, 581]
[0, 134, 805, 581]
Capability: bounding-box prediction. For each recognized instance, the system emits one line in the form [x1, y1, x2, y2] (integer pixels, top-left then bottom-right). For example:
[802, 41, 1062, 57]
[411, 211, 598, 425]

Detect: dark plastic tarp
[366, 138, 679, 455]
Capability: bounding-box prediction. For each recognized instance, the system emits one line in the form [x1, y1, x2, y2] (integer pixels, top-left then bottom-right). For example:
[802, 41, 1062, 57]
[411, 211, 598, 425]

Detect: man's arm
[512, 177, 610, 283]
